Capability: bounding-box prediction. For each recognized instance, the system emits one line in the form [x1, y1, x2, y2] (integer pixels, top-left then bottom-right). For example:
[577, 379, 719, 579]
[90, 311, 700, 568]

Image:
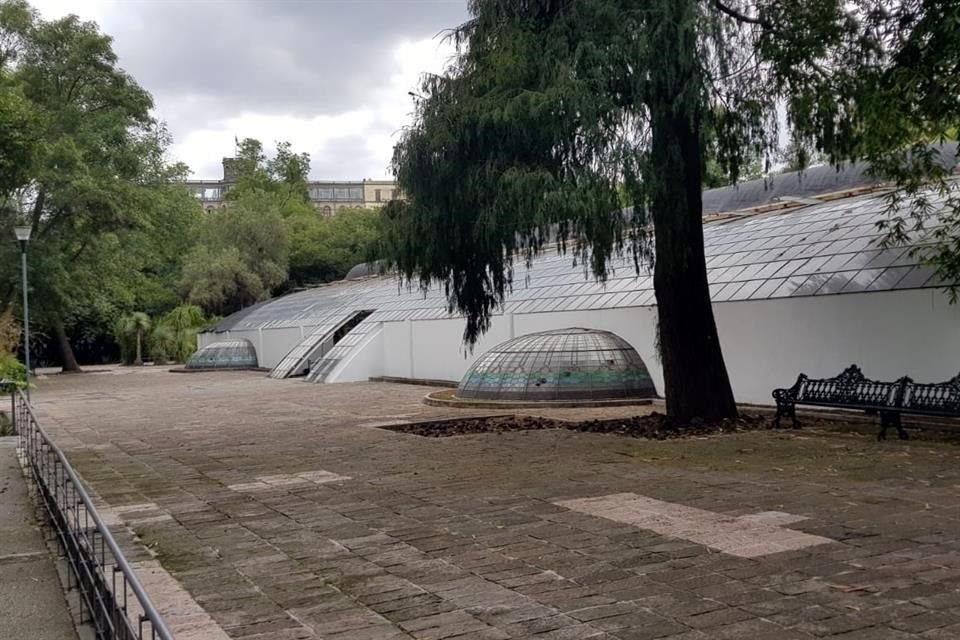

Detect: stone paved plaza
[30, 367, 960, 640]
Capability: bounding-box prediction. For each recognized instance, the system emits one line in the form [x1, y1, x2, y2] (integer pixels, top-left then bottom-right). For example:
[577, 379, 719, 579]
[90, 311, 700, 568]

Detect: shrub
[0, 352, 27, 390]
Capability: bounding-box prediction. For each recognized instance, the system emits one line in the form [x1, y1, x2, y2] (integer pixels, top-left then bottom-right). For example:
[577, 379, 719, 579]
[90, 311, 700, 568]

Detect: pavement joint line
[0, 550, 48, 565]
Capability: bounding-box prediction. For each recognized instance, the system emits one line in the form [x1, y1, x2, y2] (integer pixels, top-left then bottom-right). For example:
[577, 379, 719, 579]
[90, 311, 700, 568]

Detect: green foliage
[0, 82, 36, 198]
[287, 207, 382, 285]
[149, 324, 174, 364]
[381, 0, 960, 420]
[179, 191, 290, 315]
[754, 1, 960, 290]
[117, 311, 150, 365]
[0, 308, 25, 390]
[0, 353, 26, 388]
[226, 138, 311, 205]
[0, 7, 382, 372]
[158, 304, 209, 362]
[0, 0, 203, 369]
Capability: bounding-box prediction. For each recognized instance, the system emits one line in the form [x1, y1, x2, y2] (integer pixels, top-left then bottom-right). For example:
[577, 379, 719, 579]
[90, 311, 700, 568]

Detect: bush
[159, 305, 211, 362]
[150, 325, 175, 364]
[0, 353, 27, 390]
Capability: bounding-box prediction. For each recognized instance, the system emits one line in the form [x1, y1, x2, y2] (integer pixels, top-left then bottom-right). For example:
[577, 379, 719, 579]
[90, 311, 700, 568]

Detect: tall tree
[0, 0, 195, 371]
[179, 190, 290, 315]
[226, 138, 311, 206]
[382, 0, 960, 422]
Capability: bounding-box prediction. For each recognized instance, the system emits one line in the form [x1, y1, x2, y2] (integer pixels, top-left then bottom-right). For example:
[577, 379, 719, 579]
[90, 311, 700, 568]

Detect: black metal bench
[773, 365, 960, 440]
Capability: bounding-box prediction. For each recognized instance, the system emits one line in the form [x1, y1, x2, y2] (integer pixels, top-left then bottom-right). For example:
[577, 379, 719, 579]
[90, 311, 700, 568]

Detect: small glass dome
[457, 328, 657, 401]
[186, 339, 258, 370]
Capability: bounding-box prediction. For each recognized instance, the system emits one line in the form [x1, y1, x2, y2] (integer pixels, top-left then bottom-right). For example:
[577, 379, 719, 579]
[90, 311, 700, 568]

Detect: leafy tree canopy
[287, 206, 382, 286]
[179, 190, 290, 316]
[226, 138, 311, 205]
[0, 0, 202, 369]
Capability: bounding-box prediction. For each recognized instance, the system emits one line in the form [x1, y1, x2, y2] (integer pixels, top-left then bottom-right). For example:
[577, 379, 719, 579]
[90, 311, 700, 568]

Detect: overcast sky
[30, 0, 468, 180]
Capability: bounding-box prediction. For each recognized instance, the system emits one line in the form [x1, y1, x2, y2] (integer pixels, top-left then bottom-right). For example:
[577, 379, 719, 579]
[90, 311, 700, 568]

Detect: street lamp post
[14, 225, 31, 401]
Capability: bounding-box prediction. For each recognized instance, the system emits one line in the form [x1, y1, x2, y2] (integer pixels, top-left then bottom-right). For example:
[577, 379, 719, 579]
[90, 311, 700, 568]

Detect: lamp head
[14, 225, 32, 242]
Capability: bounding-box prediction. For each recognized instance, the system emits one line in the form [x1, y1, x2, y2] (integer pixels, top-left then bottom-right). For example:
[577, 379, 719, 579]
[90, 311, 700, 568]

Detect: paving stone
[682, 606, 754, 629]
[31, 371, 960, 640]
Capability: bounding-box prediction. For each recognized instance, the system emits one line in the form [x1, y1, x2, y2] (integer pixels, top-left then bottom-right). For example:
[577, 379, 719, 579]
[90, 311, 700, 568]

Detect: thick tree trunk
[648, 0, 737, 423]
[52, 316, 83, 373]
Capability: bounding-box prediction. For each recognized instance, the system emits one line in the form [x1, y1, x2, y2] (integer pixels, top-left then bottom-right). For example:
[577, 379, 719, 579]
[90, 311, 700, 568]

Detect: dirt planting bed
[380, 412, 772, 439]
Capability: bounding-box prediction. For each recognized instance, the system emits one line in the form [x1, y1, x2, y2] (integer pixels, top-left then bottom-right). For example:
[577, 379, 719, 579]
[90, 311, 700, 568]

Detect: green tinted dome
[186, 339, 258, 370]
[457, 328, 657, 401]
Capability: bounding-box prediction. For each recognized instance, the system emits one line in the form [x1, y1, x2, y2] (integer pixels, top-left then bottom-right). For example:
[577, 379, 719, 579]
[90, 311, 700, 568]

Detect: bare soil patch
[380, 411, 770, 439]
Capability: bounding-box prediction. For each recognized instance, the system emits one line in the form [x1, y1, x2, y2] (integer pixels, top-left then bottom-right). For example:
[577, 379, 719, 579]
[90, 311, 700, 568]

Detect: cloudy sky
[31, 0, 469, 180]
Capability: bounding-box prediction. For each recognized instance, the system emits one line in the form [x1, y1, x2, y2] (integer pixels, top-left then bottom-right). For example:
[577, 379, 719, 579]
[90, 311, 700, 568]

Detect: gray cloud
[312, 134, 386, 180]
[100, 0, 468, 117]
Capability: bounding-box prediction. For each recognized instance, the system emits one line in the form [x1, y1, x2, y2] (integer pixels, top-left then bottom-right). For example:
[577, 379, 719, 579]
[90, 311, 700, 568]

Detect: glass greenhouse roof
[457, 327, 658, 401]
[186, 339, 258, 369]
[213, 188, 950, 335]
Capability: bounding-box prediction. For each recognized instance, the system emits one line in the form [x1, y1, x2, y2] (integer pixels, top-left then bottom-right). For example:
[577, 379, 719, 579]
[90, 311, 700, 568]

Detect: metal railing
[11, 389, 174, 640]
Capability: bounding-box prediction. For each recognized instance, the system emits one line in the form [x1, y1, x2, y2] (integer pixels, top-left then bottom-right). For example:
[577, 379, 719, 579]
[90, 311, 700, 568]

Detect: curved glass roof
[702, 142, 957, 214]
[212, 188, 951, 336]
[457, 328, 657, 401]
[187, 339, 258, 369]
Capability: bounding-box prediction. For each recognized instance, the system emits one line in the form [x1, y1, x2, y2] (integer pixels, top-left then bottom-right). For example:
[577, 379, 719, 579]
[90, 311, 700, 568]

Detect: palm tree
[120, 312, 151, 366]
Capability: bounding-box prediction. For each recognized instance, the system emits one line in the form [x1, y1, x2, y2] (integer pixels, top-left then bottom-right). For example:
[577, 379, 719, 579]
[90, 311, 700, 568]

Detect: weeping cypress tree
[383, 0, 960, 422]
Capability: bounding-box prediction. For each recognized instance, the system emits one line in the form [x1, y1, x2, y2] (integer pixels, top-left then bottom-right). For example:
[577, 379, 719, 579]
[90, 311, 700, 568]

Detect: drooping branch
[712, 0, 770, 28]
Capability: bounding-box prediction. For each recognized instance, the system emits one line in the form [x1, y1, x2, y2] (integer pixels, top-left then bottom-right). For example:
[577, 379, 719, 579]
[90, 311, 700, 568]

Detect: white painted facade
[201, 287, 960, 406]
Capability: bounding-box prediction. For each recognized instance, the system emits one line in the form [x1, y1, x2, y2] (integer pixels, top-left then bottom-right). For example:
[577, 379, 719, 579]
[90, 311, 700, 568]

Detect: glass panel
[753, 261, 788, 279]
[722, 265, 748, 281]
[777, 244, 810, 261]
[714, 281, 745, 302]
[815, 271, 855, 295]
[729, 280, 763, 300]
[794, 255, 830, 275]
[709, 267, 732, 283]
[861, 248, 904, 270]
[792, 273, 829, 296]
[773, 259, 809, 278]
[891, 247, 923, 267]
[869, 266, 912, 290]
[817, 253, 857, 273]
[635, 290, 658, 306]
[839, 269, 884, 293]
[748, 278, 787, 300]
[772, 275, 811, 298]
[893, 266, 934, 290]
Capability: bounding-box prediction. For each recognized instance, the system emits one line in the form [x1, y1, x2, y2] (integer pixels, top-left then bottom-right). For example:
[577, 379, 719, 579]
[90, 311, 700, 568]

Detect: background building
[184, 159, 402, 213]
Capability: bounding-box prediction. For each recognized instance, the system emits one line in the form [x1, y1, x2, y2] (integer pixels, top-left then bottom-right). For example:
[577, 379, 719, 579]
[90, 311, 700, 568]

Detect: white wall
[380, 288, 960, 405]
[200, 326, 317, 370]
[202, 288, 960, 406]
[714, 288, 960, 403]
[381, 306, 661, 387]
[327, 325, 385, 383]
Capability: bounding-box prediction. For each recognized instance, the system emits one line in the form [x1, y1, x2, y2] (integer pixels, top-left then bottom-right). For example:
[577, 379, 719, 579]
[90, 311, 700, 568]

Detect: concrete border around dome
[423, 390, 656, 409]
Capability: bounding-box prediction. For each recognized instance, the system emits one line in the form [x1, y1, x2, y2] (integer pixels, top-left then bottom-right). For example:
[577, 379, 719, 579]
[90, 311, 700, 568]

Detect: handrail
[13, 389, 174, 640]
